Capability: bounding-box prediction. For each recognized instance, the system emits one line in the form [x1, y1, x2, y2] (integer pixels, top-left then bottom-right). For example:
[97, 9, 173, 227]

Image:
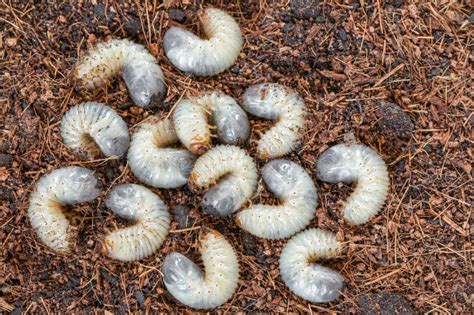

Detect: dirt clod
[357, 293, 414, 315]
[377, 101, 414, 139]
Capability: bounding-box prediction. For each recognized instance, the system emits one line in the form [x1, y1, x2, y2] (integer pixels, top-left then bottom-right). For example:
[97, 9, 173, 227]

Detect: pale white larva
[316, 143, 390, 225]
[241, 83, 306, 160]
[74, 38, 166, 108]
[162, 229, 239, 309]
[60, 102, 130, 158]
[163, 8, 243, 76]
[279, 228, 344, 303]
[127, 118, 196, 188]
[236, 159, 317, 239]
[28, 167, 102, 252]
[173, 91, 250, 154]
[190, 145, 257, 216]
[103, 184, 170, 261]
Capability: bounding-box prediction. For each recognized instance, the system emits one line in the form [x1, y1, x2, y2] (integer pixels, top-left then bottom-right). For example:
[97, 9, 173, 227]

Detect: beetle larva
[103, 184, 170, 261]
[74, 38, 166, 108]
[60, 102, 130, 158]
[127, 118, 196, 188]
[241, 83, 306, 159]
[162, 229, 239, 309]
[236, 159, 317, 239]
[316, 143, 389, 225]
[163, 8, 243, 76]
[173, 92, 250, 154]
[279, 228, 344, 303]
[28, 167, 102, 252]
[190, 145, 257, 216]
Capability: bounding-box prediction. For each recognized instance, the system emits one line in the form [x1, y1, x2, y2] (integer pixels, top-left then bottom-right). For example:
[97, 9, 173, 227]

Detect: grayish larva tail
[28, 167, 102, 252]
[279, 228, 344, 303]
[127, 118, 196, 188]
[163, 8, 243, 76]
[173, 92, 250, 154]
[60, 102, 130, 158]
[162, 230, 239, 309]
[316, 143, 390, 225]
[103, 184, 170, 261]
[74, 38, 166, 108]
[241, 83, 306, 159]
[236, 159, 317, 239]
[190, 145, 257, 216]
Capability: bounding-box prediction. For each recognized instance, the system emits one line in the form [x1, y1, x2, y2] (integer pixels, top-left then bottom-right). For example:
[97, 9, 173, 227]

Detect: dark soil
[1, 0, 472, 313]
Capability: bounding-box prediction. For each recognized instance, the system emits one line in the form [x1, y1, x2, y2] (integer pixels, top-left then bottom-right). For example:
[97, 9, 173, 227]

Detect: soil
[1, 0, 472, 313]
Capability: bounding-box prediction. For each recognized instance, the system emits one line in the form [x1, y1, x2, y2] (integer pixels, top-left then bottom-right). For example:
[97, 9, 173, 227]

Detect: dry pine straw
[0, 0, 472, 313]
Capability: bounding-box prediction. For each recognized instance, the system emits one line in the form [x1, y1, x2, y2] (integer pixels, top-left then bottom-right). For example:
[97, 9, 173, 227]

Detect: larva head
[241, 83, 285, 120]
[201, 177, 241, 217]
[105, 184, 143, 220]
[212, 99, 250, 146]
[262, 159, 301, 198]
[57, 167, 102, 204]
[123, 59, 167, 108]
[163, 252, 204, 292]
[316, 144, 359, 183]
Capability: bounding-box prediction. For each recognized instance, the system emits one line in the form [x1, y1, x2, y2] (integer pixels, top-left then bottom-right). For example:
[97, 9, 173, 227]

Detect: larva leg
[190, 145, 257, 216]
[236, 159, 317, 239]
[241, 83, 306, 159]
[28, 167, 102, 252]
[103, 184, 170, 261]
[74, 38, 166, 108]
[279, 228, 344, 303]
[127, 118, 196, 188]
[162, 230, 239, 309]
[316, 143, 390, 225]
[60, 102, 130, 158]
[163, 8, 243, 76]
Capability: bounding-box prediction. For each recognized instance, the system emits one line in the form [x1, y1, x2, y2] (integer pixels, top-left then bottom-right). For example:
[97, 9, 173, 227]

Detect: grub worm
[103, 184, 170, 261]
[241, 83, 306, 159]
[190, 145, 257, 217]
[60, 102, 130, 158]
[28, 167, 102, 252]
[173, 91, 250, 154]
[236, 159, 317, 239]
[316, 143, 389, 225]
[280, 228, 344, 303]
[74, 38, 166, 108]
[127, 118, 196, 188]
[162, 229, 239, 309]
[163, 8, 243, 76]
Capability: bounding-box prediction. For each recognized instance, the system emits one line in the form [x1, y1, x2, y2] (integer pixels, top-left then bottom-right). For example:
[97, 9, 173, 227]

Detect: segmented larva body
[173, 92, 250, 154]
[236, 159, 317, 239]
[162, 230, 239, 309]
[280, 228, 344, 303]
[60, 102, 130, 158]
[163, 8, 243, 76]
[127, 118, 196, 188]
[190, 145, 257, 216]
[103, 184, 170, 261]
[241, 83, 306, 159]
[316, 143, 389, 225]
[74, 38, 166, 108]
[28, 167, 102, 252]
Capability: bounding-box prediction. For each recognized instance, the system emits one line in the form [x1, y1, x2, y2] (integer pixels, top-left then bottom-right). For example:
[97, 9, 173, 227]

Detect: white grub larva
[279, 228, 344, 303]
[241, 83, 307, 160]
[74, 38, 166, 108]
[190, 145, 257, 217]
[316, 143, 390, 225]
[28, 167, 102, 252]
[103, 184, 170, 261]
[60, 102, 130, 158]
[127, 118, 196, 188]
[163, 8, 243, 76]
[173, 91, 250, 154]
[162, 229, 239, 309]
[236, 159, 317, 240]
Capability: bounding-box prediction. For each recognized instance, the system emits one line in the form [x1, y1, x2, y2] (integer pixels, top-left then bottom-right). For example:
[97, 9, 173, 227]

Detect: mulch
[1, 0, 472, 313]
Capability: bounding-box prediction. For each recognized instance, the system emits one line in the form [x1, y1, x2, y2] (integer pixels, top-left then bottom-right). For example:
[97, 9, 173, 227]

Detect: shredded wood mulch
[1, 0, 472, 313]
